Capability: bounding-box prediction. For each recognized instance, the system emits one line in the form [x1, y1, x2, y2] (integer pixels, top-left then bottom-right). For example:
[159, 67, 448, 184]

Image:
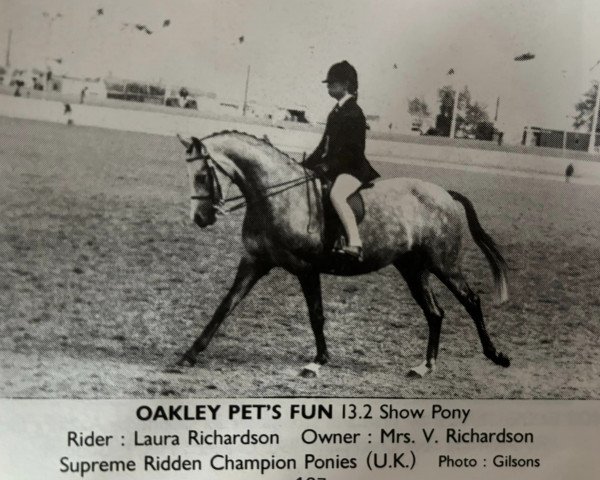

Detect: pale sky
[2, 0, 600, 139]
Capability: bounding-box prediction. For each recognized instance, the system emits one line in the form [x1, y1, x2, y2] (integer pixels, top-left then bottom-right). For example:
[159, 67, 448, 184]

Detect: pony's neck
[203, 132, 319, 246]
[204, 133, 305, 194]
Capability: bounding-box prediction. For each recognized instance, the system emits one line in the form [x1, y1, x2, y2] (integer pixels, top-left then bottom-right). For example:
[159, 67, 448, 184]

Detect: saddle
[319, 178, 374, 253]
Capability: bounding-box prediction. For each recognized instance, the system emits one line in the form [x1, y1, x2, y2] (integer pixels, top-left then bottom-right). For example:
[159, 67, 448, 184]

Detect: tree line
[409, 82, 600, 139]
[408, 86, 494, 139]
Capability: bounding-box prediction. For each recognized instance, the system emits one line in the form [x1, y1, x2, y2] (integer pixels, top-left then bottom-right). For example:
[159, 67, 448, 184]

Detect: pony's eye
[195, 173, 207, 184]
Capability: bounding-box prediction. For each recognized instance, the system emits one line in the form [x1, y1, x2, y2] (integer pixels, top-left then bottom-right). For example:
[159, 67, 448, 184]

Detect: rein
[221, 175, 316, 213]
[187, 153, 317, 215]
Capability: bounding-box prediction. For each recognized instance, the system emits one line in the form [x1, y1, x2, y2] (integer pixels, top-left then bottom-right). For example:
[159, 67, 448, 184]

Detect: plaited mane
[200, 130, 299, 163]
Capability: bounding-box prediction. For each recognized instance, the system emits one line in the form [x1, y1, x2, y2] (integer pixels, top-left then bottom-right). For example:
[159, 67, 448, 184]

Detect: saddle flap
[321, 178, 370, 224]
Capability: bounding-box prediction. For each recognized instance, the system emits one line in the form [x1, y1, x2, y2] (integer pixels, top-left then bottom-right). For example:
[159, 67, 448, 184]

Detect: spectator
[179, 87, 189, 106]
[64, 103, 73, 125]
[565, 163, 574, 183]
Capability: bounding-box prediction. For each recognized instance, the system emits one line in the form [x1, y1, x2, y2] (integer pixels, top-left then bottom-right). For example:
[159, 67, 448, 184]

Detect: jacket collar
[337, 92, 354, 108]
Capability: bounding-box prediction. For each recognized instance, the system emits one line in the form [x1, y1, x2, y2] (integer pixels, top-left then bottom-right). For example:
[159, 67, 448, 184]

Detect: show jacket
[303, 97, 380, 184]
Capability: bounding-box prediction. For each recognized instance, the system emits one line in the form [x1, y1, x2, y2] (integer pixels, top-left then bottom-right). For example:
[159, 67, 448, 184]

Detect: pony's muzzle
[193, 212, 216, 227]
[193, 212, 204, 227]
[190, 199, 216, 227]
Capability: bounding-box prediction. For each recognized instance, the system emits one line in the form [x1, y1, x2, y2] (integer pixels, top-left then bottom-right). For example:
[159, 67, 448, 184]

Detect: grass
[1, 116, 599, 398]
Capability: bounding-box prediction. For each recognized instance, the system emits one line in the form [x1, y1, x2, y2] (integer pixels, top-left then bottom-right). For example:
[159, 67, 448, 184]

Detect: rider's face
[327, 80, 347, 100]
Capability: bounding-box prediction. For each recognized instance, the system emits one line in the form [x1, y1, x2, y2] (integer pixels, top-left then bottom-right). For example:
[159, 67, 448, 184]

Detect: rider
[303, 60, 380, 260]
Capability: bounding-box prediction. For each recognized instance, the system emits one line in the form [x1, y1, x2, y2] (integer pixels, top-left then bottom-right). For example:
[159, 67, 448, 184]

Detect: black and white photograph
[1, 0, 599, 402]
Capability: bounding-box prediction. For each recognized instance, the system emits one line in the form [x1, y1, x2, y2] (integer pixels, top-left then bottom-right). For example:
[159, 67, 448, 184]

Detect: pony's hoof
[496, 352, 511, 368]
[406, 361, 434, 378]
[299, 362, 321, 378]
[486, 350, 510, 368]
[406, 369, 427, 378]
[300, 369, 318, 378]
[175, 354, 196, 368]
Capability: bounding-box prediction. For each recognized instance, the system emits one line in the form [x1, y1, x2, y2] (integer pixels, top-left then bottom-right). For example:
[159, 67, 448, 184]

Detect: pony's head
[178, 134, 222, 228]
[178, 130, 306, 227]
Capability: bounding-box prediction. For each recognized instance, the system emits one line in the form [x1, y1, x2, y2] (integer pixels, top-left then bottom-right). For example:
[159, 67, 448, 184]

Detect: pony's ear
[176, 134, 193, 154]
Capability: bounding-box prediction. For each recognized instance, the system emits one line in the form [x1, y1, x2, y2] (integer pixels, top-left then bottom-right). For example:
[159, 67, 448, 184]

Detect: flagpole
[44, 19, 51, 97]
[588, 80, 600, 154]
[242, 65, 251, 116]
[449, 86, 460, 139]
[588, 58, 600, 154]
[494, 96, 500, 122]
[5, 29, 11, 68]
[445, 68, 459, 139]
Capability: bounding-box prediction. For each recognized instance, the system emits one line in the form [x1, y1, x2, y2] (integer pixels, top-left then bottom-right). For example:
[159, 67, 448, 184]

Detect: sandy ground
[1, 117, 599, 398]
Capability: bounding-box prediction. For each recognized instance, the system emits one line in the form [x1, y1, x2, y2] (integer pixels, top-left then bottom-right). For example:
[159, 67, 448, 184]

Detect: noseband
[187, 153, 225, 210]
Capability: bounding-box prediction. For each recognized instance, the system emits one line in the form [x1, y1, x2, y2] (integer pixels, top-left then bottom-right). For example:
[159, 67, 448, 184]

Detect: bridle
[186, 152, 227, 213]
[186, 151, 317, 216]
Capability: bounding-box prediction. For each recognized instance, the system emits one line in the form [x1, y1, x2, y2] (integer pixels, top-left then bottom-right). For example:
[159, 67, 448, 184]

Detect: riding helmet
[323, 60, 358, 92]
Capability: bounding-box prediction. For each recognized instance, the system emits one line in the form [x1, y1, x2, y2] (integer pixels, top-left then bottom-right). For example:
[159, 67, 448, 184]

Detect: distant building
[522, 126, 598, 152]
[58, 75, 107, 99]
[365, 114, 381, 131]
[104, 76, 216, 105]
[284, 108, 309, 123]
[164, 86, 218, 110]
[409, 116, 434, 135]
[244, 101, 311, 124]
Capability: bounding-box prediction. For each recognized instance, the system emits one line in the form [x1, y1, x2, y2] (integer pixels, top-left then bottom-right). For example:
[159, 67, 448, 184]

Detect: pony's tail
[448, 190, 509, 304]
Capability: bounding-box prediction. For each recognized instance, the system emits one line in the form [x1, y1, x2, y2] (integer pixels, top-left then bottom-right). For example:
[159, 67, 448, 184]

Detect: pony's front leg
[297, 272, 329, 378]
[175, 256, 270, 368]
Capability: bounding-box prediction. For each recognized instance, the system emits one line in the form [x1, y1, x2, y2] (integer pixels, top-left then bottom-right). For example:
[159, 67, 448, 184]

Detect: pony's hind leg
[435, 268, 510, 368]
[394, 258, 445, 378]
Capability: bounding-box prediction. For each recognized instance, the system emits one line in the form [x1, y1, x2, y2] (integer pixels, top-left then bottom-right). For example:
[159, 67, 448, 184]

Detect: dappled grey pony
[176, 131, 510, 377]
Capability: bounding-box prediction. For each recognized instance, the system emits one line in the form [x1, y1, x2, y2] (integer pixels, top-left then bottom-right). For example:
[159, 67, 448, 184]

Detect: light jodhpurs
[330, 173, 363, 247]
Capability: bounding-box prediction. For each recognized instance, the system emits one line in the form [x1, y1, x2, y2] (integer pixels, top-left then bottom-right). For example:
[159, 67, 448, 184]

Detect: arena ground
[1, 116, 599, 398]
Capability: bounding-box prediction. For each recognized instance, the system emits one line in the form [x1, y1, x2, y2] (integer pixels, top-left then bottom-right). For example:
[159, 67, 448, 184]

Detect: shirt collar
[337, 92, 354, 108]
